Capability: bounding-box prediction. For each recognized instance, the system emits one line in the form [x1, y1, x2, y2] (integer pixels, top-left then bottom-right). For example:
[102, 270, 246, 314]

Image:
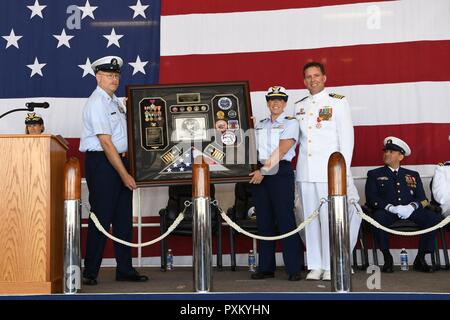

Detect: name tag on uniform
[297, 108, 305, 115]
[272, 124, 284, 129]
[377, 176, 389, 180]
[111, 112, 117, 115]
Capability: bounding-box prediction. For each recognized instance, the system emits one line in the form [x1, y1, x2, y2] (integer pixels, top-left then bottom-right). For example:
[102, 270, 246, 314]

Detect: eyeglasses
[98, 72, 121, 80]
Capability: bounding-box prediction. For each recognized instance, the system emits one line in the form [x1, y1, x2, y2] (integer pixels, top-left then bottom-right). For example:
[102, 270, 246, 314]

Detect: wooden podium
[0, 135, 68, 294]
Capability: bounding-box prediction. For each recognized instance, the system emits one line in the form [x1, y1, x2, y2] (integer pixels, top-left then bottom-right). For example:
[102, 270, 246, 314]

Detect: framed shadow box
[126, 81, 256, 187]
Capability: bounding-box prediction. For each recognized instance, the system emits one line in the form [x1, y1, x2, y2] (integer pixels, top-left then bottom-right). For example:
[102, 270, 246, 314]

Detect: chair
[159, 184, 223, 271]
[228, 182, 367, 271]
[227, 182, 258, 271]
[363, 202, 449, 270]
[352, 215, 370, 270]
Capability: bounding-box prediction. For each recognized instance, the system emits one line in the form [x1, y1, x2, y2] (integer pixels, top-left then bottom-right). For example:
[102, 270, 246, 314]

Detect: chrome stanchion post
[192, 157, 212, 292]
[328, 152, 351, 292]
[136, 188, 142, 267]
[63, 157, 82, 294]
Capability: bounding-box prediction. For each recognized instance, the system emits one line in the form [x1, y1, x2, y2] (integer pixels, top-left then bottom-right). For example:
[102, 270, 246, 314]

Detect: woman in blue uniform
[249, 86, 303, 281]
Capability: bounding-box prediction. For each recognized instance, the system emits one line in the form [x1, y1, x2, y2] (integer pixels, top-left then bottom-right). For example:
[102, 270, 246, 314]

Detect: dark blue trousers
[84, 152, 134, 278]
[372, 208, 442, 253]
[252, 162, 303, 276]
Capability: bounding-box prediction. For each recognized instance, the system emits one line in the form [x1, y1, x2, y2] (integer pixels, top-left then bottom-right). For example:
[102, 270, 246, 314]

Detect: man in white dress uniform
[294, 61, 361, 281]
[432, 161, 450, 217]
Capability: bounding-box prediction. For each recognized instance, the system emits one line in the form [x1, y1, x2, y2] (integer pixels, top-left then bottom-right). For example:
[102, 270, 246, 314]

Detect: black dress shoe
[83, 277, 98, 285]
[116, 270, 149, 282]
[382, 254, 394, 273]
[413, 255, 434, 273]
[250, 271, 275, 280]
[288, 273, 302, 281]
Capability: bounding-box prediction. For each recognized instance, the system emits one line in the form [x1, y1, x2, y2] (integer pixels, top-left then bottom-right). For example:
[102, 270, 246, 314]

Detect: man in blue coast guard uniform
[249, 86, 303, 281]
[365, 136, 442, 273]
[295, 61, 361, 281]
[79, 56, 148, 285]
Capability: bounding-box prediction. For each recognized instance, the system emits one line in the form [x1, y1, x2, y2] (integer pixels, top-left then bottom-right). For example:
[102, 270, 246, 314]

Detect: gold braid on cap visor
[25, 112, 43, 124]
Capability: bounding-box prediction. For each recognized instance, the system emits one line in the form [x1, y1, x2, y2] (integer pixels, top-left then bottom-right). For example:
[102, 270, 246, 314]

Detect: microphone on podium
[26, 102, 49, 110]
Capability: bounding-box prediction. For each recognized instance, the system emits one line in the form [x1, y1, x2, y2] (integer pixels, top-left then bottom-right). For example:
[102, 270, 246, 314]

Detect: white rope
[216, 199, 326, 241]
[88, 204, 188, 248]
[351, 201, 450, 236]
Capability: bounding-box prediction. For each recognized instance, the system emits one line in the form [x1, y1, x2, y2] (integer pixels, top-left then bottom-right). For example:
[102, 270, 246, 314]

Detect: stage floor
[79, 266, 450, 294]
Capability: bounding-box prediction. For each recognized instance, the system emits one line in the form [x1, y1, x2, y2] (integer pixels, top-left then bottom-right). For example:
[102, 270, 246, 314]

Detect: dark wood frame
[126, 81, 256, 187]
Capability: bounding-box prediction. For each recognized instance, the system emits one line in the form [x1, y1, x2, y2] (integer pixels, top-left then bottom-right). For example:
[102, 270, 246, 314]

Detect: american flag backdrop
[1, 0, 450, 182]
[0, 0, 160, 156]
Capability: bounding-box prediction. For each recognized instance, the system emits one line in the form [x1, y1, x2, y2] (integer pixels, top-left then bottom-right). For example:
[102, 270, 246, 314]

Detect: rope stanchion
[215, 199, 327, 241]
[86, 201, 191, 248]
[351, 201, 450, 236]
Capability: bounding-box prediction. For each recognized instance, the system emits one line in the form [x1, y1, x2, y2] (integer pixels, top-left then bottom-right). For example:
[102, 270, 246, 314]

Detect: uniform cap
[25, 112, 43, 125]
[383, 136, 411, 156]
[91, 56, 123, 73]
[265, 86, 288, 101]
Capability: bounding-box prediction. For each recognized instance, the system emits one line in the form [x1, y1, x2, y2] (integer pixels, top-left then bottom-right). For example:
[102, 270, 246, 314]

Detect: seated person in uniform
[365, 136, 442, 273]
[432, 161, 450, 217]
[25, 112, 45, 134]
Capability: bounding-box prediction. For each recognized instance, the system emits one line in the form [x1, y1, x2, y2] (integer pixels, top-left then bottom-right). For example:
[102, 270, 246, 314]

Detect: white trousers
[296, 179, 362, 271]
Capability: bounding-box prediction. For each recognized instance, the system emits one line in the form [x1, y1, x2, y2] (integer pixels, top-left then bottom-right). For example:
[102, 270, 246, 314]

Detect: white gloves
[385, 204, 415, 219]
[396, 205, 415, 219]
[386, 204, 398, 214]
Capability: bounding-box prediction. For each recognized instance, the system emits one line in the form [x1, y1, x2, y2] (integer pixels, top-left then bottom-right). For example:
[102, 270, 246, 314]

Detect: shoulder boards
[445, 161, 450, 166]
[294, 96, 308, 104]
[284, 116, 296, 120]
[329, 93, 345, 99]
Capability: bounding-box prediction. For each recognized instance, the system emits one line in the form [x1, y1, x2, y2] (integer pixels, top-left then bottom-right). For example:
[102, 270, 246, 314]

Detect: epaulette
[329, 93, 345, 99]
[445, 161, 450, 166]
[284, 116, 296, 120]
[294, 96, 308, 104]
